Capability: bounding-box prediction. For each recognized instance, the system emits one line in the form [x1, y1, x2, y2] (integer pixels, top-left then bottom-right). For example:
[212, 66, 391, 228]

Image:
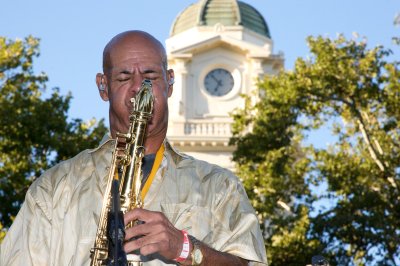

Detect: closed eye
[142, 69, 161, 80]
[115, 70, 132, 82]
[144, 74, 160, 80]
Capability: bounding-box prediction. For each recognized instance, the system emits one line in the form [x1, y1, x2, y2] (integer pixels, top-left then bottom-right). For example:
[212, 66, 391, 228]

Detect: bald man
[1, 31, 267, 266]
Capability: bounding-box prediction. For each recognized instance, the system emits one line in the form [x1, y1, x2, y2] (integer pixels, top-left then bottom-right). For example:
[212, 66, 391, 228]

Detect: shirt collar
[88, 133, 113, 154]
[87, 134, 190, 166]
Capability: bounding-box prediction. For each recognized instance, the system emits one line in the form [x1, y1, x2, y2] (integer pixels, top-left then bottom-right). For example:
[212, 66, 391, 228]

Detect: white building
[166, 0, 283, 170]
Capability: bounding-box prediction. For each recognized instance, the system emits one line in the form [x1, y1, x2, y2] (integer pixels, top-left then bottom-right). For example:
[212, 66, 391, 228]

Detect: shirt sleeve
[0, 185, 52, 266]
[211, 172, 268, 266]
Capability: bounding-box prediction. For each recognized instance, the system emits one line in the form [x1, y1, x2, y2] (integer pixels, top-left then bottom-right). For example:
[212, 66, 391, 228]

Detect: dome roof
[170, 0, 271, 38]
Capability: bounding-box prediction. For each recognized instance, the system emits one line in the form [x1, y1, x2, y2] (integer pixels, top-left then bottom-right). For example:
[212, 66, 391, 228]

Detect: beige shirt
[1, 137, 267, 266]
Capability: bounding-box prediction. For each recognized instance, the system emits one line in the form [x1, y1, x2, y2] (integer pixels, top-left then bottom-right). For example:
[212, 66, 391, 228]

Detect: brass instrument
[90, 80, 154, 266]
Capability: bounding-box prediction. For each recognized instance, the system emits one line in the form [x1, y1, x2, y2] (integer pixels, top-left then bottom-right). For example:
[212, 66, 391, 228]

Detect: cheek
[109, 89, 131, 120]
[148, 95, 168, 126]
[110, 96, 125, 114]
[154, 91, 169, 113]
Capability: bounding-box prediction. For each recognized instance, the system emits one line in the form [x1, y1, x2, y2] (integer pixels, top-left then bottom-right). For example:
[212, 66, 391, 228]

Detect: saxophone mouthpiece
[130, 79, 154, 114]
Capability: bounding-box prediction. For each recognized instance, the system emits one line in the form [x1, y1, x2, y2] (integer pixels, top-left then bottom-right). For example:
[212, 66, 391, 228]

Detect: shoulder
[164, 141, 248, 203]
[31, 149, 92, 191]
[27, 149, 95, 218]
[30, 136, 113, 198]
[166, 141, 238, 179]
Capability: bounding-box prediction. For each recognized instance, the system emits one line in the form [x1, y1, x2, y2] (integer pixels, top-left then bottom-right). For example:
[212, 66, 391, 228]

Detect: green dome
[170, 0, 271, 38]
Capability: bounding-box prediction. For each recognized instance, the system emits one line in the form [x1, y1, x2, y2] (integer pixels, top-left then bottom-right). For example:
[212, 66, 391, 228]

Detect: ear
[167, 69, 174, 97]
[96, 73, 109, 101]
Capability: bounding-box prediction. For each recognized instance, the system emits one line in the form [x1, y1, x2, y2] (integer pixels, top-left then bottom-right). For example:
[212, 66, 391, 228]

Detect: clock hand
[211, 74, 219, 83]
[214, 83, 221, 92]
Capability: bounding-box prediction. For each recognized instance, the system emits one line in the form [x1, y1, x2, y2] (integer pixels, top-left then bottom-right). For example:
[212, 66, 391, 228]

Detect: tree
[231, 35, 400, 265]
[230, 58, 323, 265]
[0, 36, 108, 235]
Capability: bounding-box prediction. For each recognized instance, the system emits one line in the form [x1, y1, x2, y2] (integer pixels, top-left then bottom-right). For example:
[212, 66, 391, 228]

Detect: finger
[123, 208, 143, 225]
[124, 231, 174, 256]
[139, 231, 183, 258]
[124, 218, 169, 242]
[124, 222, 151, 241]
[124, 209, 165, 225]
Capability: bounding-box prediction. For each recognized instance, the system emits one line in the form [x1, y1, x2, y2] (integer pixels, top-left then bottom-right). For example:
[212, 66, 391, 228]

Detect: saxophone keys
[116, 132, 132, 142]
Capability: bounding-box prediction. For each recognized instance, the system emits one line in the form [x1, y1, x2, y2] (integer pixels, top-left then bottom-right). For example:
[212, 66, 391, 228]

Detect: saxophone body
[90, 80, 154, 266]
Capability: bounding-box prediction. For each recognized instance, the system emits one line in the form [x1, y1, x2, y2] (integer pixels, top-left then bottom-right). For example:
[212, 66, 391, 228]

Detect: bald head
[96, 30, 174, 154]
[102, 30, 168, 76]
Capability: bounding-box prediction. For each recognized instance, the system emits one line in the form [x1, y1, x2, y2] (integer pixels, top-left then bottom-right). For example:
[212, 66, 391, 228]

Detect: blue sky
[1, 0, 399, 130]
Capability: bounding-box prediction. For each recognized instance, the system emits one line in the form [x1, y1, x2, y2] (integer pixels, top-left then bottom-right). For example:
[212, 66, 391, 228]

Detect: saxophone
[90, 79, 154, 266]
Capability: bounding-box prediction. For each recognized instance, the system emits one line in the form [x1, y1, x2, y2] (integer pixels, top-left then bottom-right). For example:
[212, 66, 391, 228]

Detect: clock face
[204, 68, 234, 96]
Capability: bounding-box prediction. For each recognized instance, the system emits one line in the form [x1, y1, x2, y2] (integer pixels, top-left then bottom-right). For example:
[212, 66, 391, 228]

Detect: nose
[129, 75, 145, 98]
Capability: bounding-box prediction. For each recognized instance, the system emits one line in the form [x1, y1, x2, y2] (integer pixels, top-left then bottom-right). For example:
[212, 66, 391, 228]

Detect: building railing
[184, 121, 231, 136]
[169, 120, 232, 137]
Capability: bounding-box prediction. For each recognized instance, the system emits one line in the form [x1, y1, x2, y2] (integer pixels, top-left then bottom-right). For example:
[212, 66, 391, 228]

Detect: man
[1, 31, 267, 265]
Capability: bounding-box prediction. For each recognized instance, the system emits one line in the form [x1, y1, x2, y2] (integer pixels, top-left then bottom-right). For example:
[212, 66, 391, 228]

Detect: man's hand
[124, 208, 248, 266]
[123, 208, 183, 261]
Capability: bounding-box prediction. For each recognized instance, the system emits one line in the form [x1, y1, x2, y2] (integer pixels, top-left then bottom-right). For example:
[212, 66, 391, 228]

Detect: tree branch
[321, 92, 398, 190]
[349, 100, 398, 190]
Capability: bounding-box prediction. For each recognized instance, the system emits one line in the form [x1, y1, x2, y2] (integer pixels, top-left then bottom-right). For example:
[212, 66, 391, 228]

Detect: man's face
[100, 36, 173, 143]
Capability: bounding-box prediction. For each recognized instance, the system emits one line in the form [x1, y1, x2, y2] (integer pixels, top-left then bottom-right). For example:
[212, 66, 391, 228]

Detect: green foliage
[231, 35, 400, 265]
[231, 73, 323, 265]
[0, 36, 107, 229]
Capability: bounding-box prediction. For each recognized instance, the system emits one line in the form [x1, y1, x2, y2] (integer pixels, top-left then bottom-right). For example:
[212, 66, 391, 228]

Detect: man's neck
[144, 137, 164, 155]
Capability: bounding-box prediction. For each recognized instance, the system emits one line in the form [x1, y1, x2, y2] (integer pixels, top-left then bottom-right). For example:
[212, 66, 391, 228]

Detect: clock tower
[166, 0, 283, 170]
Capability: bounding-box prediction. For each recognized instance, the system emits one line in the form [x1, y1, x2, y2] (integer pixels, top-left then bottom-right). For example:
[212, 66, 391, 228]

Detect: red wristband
[174, 230, 190, 262]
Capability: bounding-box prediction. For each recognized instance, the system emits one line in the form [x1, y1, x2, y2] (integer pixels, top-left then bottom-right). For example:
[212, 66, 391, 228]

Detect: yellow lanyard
[141, 143, 165, 200]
